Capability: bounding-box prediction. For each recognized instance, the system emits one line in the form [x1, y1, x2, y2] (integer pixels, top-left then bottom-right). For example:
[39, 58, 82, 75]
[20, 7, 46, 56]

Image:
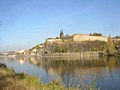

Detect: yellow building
[73, 34, 108, 42]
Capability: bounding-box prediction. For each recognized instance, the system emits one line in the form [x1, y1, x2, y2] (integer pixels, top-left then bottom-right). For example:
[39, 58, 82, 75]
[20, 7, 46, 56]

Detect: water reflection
[0, 56, 120, 89]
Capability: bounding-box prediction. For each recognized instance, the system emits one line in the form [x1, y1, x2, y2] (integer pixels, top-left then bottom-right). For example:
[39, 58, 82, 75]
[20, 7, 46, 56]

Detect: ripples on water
[0, 56, 120, 90]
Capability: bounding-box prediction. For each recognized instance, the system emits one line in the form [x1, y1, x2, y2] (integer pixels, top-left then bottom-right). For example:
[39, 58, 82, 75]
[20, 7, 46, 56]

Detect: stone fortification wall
[73, 34, 107, 42]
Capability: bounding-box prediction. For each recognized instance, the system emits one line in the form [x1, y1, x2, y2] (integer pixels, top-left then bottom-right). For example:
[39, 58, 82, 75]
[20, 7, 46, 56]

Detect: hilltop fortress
[2, 30, 120, 57]
[46, 30, 108, 43]
[73, 34, 108, 42]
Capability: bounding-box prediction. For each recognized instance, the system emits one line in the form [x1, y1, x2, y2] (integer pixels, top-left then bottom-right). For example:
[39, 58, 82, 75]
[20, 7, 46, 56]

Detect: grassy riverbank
[0, 63, 99, 90]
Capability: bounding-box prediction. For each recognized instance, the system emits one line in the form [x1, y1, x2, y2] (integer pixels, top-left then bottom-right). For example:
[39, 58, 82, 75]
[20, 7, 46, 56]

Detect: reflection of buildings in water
[1, 56, 120, 87]
[3, 56, 120, 83]
[36, 57, 120, 81]
[105, 57, 120, 80]
[30, 57, 38, 64]
[35, 59, 107, 78]
[0, 56, 17, 61]
[48, 68, 54, 74]
[15, 56, 41, 66]
[107, 57, 117, 69]
[19, 59, 24, 64]
[104, 56, 120, 73]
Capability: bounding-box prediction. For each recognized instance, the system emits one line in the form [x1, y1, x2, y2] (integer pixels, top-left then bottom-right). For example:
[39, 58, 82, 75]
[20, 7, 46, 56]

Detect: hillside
[43, 41, 106, 53]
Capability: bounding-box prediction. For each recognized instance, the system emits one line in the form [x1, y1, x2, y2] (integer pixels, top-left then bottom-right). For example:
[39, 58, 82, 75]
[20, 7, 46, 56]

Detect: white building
[16, 49, 24, 54]
[46, 38, 62, 43]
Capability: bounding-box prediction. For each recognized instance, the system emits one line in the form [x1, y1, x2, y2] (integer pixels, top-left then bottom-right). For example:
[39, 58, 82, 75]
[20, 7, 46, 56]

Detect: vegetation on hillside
[43, 34, 120, 56]
[105, 35, 116, 56]
[26, 32, 120, 56]
[44, 41, 106, 53]
[114, 41, 120, 54]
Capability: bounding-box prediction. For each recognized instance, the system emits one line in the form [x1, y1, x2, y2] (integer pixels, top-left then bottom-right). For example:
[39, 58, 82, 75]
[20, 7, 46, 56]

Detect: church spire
[60, 29, 64, 38]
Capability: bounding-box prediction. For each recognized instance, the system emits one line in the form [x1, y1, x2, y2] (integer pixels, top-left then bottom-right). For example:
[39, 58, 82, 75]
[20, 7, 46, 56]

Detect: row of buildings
[15, 44, 44, 56]
[0, 44, 44, 56]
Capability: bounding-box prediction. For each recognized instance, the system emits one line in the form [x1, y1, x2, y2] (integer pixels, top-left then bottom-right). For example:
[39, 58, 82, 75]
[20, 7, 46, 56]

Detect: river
[0, 56, 120, 90]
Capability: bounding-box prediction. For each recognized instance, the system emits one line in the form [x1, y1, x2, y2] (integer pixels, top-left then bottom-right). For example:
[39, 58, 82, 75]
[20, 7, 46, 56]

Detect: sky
[0, 0, 120, 52]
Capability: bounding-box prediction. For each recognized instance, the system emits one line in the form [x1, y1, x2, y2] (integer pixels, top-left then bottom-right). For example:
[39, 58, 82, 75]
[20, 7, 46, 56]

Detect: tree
[114, 41, 120, 54]
[115, 36, 120, 38]
[93, 33, 102, 36]
[91, 33, 102, 36]
[105, 35, 116, 56]
[89, 33, 92, 36]
[65, 34, 69, 37]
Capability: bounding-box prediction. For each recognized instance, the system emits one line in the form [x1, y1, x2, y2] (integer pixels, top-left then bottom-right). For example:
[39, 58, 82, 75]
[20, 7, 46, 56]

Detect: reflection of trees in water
[11, 56, 120, 76]
[106, 56, 120, 70]
[1, 56, 120, 88]
[105, 56, 120, 80]
[4, 56, 120, 82]
[30, 57, 120, 77]
[1, 56, 120, 76]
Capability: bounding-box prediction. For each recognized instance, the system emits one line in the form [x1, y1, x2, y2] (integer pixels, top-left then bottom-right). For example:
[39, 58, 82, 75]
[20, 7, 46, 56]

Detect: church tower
[60, 29, 64, 38]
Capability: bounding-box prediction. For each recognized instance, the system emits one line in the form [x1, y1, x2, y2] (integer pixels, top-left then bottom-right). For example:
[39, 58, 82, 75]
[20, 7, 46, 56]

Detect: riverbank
[0, 51, 104, 61]
[0, 63, 67, 90]
[0, 63, 99, 90]
[42, 51, 104, 60]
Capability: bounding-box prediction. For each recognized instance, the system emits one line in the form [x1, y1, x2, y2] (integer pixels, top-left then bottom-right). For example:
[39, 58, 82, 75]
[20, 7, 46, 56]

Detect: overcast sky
[0, 0, 120, 52]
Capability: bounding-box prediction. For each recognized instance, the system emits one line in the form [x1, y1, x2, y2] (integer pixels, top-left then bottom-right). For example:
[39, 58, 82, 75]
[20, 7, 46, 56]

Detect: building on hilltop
[73, 34, 108, 42]
[60, 29, 64, 38]
[45, 29, 64, 43]
[46, 38, 62, 43]
[16, 49, 24, 54]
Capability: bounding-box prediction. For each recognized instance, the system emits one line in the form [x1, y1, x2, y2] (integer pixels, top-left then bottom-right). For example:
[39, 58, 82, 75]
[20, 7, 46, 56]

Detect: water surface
[0, 56, 120, 90]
